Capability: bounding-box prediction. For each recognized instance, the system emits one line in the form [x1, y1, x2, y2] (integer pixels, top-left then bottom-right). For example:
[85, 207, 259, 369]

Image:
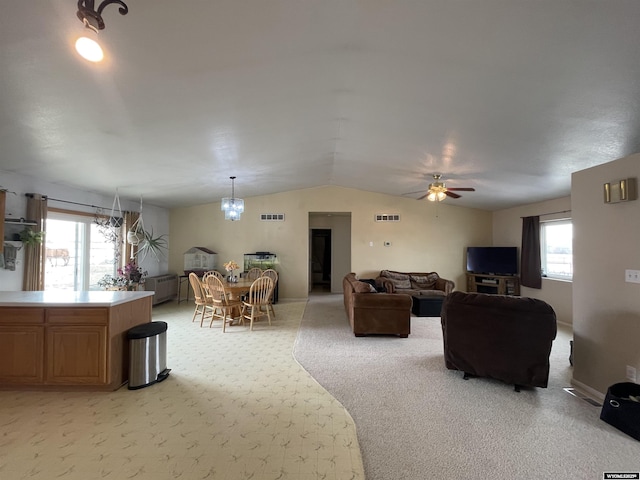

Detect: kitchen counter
[0, 291, 153, 390]
[0, 290, 153, 307]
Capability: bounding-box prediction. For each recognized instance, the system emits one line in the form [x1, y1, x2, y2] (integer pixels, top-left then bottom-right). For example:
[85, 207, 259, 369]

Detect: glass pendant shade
[221, 176, 244, 220]
[221, 197, 244, 221]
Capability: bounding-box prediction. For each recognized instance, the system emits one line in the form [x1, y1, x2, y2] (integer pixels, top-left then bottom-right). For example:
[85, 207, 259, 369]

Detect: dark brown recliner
[441, 291, 557, 390]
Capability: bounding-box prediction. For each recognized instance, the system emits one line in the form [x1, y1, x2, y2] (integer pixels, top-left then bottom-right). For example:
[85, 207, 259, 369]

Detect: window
[45, 211, 118, 291]
[540, 219, 573, 280]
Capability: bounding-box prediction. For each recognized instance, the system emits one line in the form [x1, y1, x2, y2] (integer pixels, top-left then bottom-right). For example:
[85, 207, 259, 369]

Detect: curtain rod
[26, 193, 114, 212]
[520, 209, 571, 218]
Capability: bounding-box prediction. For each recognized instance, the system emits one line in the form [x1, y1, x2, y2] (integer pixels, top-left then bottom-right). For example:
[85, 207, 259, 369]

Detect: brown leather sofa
[441, 291, 557, 389]
[343, 273, 412, 337]
[375, 270, 455, 297]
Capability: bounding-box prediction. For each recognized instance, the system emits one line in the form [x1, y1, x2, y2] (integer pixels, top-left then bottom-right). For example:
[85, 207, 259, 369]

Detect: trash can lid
[127, 321, 168, 339]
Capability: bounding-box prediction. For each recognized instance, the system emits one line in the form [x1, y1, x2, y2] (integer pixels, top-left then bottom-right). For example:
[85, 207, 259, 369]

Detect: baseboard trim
[570, 378, 605, 402]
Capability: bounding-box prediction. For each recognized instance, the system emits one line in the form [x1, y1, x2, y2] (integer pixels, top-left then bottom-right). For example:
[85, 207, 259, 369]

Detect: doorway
[311, 229, 332, 292]
[308, 212, 351, 294]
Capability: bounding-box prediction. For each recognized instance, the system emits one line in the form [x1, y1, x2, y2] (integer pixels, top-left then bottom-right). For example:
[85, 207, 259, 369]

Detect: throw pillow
[358, 279, 380, 294]
[381, 270, 411, 289]
[391, 277, 411, 289]
[411, 274, 437, 289]
[353, 281, 375, 293]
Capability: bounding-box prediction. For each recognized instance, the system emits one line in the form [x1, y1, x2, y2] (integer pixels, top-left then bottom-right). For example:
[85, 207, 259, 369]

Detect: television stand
[466, 273, 520, 296]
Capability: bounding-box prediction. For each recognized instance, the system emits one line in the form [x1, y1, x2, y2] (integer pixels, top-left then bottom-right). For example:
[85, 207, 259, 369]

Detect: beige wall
[169, 186, 493, 299]
[492, 196, 573, 325]
[572, 153, 640, 396]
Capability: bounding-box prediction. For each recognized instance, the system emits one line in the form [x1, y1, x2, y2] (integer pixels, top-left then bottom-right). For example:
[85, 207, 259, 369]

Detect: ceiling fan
[410, 174, 476, 202]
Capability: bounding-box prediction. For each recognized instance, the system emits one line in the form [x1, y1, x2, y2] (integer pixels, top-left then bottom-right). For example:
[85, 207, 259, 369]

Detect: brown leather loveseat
[375, 270, 454, 297]
[441, 291, 557, 389]
[343, 273, 412, 337]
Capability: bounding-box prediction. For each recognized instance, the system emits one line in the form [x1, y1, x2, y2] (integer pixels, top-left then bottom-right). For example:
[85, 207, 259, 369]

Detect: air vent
[260, 213, 285, 221]
[375, 214, 400, 222]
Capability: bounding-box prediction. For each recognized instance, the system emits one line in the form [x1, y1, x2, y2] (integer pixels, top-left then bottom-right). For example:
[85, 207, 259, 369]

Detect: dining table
[217, 277, 254, 323]
[222, 277, 255, 301]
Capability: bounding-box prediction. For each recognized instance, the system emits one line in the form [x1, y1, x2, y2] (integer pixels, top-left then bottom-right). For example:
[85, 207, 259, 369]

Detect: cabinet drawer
[0, 308, 45, 324]
[46, 308, 108, 325]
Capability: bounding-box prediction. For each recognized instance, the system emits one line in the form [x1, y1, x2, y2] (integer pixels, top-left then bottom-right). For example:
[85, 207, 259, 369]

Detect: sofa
[375, 270, 455, 297]
[441, 291, 557, 389]
[343, 273, 412, 337]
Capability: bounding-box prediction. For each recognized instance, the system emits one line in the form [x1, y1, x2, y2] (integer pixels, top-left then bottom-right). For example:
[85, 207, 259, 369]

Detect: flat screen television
[466, 247, 518, 276]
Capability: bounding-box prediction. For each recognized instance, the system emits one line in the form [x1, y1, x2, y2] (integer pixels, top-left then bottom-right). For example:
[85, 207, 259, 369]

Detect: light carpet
[294, 293, 639, 480]
[0, 300, 364, 480]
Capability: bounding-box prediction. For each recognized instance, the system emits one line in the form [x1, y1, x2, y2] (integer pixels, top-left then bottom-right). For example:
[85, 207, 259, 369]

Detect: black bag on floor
[600, 382, 640, 441]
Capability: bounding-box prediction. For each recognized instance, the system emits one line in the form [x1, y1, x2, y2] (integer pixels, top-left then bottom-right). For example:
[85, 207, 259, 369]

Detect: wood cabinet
[46, 325, 107, 384]
[466, 273, 520, 296]
[0, 293, 152, 390]
[0, 325, 45, 383]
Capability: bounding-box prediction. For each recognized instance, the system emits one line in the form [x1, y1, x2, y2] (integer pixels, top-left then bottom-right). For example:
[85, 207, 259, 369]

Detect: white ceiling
[2, 1, 640, 210]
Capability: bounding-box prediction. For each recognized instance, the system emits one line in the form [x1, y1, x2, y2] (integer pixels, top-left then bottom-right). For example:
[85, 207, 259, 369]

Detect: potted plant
[19, 228, 44, 246]
[97, 261, 147, 291]
[136, 228, 168, 263]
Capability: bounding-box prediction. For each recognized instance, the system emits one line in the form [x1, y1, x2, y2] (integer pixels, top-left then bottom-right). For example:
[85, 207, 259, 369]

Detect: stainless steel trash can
[127, 321, 171, 390]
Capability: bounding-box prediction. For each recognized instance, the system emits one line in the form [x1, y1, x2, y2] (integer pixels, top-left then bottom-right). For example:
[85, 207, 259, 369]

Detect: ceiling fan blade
[444, 191, 461, 198]
[416, 193, 429, 200]
[446, 187, 475, 191]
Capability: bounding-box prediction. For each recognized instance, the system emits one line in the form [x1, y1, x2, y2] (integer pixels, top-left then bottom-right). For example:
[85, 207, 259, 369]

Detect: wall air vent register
[260, 213, 285, 221]
[375, 214, 400, 222]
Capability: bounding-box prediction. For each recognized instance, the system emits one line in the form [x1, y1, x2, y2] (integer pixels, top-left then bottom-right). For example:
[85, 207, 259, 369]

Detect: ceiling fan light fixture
[427, 190, 446, 202]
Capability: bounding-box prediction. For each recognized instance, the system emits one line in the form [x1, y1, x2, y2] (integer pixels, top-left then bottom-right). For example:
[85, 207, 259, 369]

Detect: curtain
[22, 193, 48, 291]
[521, 215, 542, 289]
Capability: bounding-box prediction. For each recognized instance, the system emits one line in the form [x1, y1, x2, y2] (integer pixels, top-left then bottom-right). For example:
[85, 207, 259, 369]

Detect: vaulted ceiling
[2, 1, 640, 210]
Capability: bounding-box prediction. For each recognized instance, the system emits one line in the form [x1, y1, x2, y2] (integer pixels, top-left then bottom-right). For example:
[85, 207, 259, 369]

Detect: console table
[466, 273, 520, 295]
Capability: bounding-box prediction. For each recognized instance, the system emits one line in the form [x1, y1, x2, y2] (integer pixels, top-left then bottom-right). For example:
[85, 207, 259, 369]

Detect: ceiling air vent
[260, 213, 285, 221]
[375, 214, 400, 222]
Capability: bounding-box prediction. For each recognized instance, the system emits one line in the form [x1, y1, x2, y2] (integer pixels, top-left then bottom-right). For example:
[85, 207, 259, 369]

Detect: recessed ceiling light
[75, 36, 103, 62]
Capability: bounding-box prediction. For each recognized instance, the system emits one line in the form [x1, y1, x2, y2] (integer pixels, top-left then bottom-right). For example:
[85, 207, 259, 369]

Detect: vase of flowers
[223, 260, 240, 282]
[98, 261, 147, 291]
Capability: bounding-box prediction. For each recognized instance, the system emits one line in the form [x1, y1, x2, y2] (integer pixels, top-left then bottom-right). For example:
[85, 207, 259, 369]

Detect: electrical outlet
[626, 365, 637, 382]
[625, 269, 640, 284]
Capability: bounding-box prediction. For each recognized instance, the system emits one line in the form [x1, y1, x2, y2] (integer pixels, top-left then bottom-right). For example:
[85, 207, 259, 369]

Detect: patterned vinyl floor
[0, 301, 364, 480]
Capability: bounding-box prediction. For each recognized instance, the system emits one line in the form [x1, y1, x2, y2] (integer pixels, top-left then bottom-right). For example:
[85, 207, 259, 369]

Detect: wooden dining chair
[211, 270, 225, 280]
[206, 275, 243, 332]
[188, 273, 215, 326]
[241, 276, 274, 331]
[201, 270, 218, 296]
[246, 267, 263, 280]
[261, 269, 278, 318]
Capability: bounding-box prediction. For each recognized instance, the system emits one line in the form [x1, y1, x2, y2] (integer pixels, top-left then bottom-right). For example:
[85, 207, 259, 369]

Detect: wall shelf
[4, 218, 37, 242]
[4, 218, 37, 226]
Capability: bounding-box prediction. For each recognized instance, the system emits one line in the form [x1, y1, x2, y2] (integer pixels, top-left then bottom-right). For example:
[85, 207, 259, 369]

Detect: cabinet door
[0, 326, 45, 383]
[46, 326, 107, 385]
